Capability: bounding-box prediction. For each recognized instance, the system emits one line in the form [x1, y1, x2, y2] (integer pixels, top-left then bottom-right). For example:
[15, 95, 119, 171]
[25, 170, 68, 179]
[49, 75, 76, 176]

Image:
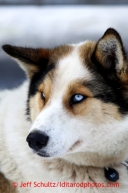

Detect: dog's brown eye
[70, 94, 85, 105]
[41, 92, 45, 100]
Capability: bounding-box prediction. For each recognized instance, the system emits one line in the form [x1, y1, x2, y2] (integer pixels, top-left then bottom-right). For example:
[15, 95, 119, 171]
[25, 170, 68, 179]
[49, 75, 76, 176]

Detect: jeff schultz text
[18, 181, 119, 188]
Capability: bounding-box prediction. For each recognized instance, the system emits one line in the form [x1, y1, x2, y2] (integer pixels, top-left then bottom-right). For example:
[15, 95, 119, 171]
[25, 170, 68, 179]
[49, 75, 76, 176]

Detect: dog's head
[3, 28, 128, 167]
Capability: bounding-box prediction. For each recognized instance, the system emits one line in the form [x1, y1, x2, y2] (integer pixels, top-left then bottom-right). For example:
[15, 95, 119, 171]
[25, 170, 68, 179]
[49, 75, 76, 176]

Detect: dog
[0, 28, 128, 193]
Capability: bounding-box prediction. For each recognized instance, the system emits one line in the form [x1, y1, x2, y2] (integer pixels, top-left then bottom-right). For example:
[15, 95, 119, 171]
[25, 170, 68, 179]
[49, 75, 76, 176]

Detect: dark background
[0, 0, 128, 5]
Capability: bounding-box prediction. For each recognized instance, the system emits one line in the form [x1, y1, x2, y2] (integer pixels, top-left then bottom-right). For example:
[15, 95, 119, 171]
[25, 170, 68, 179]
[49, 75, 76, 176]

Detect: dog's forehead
[52, 42, 93, 87]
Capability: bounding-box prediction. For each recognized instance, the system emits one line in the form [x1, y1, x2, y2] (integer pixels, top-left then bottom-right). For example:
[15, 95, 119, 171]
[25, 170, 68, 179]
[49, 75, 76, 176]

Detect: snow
[0, 5, 128, 58]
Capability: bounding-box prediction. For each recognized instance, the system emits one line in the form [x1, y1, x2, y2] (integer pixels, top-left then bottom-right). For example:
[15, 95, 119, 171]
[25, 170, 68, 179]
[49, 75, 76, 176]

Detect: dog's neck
[42, 157, 128, 183]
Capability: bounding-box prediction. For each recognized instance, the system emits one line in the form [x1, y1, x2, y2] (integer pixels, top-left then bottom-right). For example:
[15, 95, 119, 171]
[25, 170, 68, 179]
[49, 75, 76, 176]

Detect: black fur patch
[85, 28, 128, 115]
[2, 45, 47, 66]
[84, 61, 128, 115]
[26, 64, 55, 119]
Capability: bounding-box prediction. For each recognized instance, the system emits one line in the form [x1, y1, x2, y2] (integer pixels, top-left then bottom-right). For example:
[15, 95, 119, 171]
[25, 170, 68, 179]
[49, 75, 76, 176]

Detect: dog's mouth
[36, 140, 82, 158]
[68, 140, 82, 152]
[37, 152, 50, 157]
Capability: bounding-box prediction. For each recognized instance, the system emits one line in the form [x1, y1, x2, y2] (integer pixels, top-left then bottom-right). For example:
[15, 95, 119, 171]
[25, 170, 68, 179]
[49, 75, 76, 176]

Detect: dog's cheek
[73, 98, 121, 124]
[29, 93, 44, 122]
[71, 98, 122, 149]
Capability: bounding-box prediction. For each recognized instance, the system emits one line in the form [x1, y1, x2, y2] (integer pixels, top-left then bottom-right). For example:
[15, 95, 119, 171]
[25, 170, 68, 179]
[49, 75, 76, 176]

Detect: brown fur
[29, 75, 53, 121]
[29, 94, 44, 122]
[29, 72, 121, 125]
[79, 41, 96, 65]
[63, 82, 93, 115]
[71, 98, 120, 121]
[50, 45, 73, 63]
[0, 172, 16, 193]
[28, 40, 122, 123]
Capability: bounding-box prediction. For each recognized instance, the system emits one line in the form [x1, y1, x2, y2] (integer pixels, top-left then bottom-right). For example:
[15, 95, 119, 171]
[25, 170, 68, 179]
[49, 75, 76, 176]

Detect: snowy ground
[0, 6, 128, 89]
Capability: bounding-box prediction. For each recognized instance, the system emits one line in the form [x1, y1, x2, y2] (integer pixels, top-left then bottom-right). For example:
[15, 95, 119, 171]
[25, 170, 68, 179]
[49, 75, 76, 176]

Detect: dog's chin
[36, 150, 104, 167]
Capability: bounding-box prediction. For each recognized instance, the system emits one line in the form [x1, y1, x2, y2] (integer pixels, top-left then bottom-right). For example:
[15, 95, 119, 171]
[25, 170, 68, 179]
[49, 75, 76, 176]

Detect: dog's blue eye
[71, 94, 85, 104]
[41, 93, 45, 100]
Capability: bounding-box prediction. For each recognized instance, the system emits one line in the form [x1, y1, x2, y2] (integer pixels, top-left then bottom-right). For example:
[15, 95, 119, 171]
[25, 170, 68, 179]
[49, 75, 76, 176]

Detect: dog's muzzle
[26, 131, 49, 151]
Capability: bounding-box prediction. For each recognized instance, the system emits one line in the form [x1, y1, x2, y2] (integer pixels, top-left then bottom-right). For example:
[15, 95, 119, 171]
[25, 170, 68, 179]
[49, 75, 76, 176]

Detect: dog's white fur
[1, 37, 128, 193]
[30, 46, 93, 158]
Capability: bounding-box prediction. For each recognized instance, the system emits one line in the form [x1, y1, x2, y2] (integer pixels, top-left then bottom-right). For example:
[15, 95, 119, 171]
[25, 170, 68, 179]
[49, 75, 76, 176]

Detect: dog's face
[3, 28, 128, 167]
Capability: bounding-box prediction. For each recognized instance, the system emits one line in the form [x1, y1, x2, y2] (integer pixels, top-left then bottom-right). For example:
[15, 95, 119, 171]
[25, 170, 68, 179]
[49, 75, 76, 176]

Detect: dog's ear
[2, 45, 50, 78]
[92, 28, 128, 82]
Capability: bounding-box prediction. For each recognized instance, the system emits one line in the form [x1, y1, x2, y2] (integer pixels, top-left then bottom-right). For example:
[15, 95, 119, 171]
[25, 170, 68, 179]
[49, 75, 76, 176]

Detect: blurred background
[0, 0, 128, 89]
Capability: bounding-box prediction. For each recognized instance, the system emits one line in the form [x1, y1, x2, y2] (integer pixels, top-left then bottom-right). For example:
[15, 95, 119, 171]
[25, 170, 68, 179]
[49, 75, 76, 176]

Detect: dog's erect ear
[92, 28, 128, 81]
[2, 45, 50, 78]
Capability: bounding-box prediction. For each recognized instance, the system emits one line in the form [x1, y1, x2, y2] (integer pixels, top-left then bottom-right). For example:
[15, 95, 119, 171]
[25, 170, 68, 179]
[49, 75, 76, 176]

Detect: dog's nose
[26, 131, 49, 151]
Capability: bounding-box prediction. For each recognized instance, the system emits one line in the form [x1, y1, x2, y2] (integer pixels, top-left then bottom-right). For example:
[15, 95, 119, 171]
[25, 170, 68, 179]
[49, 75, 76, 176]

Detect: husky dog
[0, 28, 128, 193]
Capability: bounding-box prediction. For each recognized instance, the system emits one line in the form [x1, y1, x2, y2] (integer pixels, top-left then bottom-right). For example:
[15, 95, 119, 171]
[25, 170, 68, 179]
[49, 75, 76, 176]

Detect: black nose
[26, 131, 49, 151]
